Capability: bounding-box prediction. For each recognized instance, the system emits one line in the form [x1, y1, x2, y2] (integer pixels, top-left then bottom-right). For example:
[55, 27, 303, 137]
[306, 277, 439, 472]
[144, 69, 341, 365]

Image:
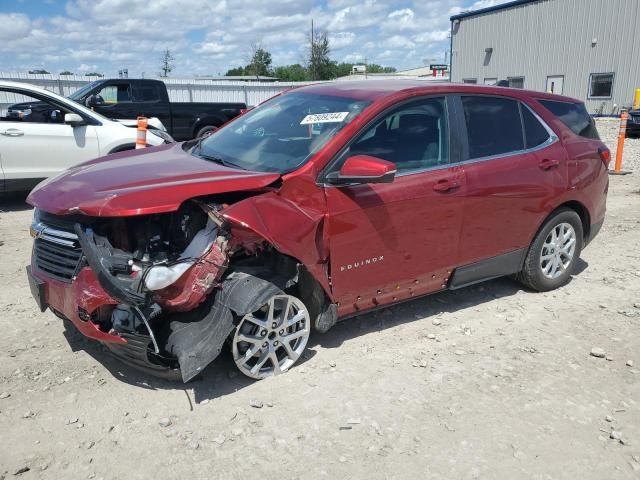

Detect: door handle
[433, 179, 460, 193]
[538, 158, 559, 170]
[0, 128, 24, 137]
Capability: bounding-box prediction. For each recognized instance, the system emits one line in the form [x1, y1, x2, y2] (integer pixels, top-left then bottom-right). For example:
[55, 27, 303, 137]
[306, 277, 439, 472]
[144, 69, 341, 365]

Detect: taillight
[598, 147, 611, 168]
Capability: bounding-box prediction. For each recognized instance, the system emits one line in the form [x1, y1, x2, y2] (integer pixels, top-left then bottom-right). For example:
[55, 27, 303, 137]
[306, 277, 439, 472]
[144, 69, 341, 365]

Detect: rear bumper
[626, 120, 640, 136]
[28, 263, 126, 345]
[585, 219, 604, 247]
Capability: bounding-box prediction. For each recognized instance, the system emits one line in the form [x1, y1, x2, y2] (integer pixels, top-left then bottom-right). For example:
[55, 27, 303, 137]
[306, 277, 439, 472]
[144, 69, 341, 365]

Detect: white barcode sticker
[300, 112, 349, 125]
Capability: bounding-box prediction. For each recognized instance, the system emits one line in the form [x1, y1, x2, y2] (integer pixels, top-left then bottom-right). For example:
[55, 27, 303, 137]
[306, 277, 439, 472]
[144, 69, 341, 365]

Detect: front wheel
[232, 293, 310, 379]
[516, 208, 583, 291]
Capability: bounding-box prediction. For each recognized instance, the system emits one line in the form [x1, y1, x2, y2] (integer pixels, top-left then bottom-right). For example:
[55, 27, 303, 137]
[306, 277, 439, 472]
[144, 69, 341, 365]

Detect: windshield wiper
[192, 145, 246, 170]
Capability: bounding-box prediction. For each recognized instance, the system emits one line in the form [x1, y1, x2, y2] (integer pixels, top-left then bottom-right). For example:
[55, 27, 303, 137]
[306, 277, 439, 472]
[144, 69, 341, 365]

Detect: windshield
[68, 81, 101, 101]
[193, 91, 371, 173]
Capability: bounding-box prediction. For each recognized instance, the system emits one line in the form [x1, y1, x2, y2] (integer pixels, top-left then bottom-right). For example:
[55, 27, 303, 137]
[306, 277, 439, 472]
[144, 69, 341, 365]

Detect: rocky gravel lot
[1, 119, 639, 479]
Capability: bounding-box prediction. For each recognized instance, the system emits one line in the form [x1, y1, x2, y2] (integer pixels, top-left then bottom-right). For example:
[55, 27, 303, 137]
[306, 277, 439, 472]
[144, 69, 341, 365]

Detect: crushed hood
[27, 143, 280, 217]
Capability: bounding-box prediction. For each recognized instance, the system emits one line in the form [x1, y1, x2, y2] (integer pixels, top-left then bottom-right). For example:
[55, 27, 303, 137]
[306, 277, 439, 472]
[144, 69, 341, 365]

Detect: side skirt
[449, 248, 526, 290]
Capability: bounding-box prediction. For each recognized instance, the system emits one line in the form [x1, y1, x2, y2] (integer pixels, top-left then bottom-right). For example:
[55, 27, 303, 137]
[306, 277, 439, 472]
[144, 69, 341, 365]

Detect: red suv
[26, 81, 609, 381]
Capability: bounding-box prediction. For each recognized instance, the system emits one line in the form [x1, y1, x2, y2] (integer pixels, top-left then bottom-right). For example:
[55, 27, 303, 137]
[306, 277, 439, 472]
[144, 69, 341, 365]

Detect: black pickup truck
[65, 79, 246, 140]
[627, 109, 640, 137]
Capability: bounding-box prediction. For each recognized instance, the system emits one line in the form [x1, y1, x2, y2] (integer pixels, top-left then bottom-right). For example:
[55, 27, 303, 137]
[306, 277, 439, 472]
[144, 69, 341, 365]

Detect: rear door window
[134, 83, 162, 102]
[538, 99, 599, 139]
[461, 96, 524, 159]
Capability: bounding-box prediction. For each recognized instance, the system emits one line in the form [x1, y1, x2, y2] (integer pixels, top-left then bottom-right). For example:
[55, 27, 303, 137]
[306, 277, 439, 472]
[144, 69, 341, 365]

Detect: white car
[0, 81, 172, 193]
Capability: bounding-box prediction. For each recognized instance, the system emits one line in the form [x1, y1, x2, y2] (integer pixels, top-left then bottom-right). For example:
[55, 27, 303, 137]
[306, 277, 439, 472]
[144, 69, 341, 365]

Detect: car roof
[0, 80, 74, 100]
[292, 80, 582, 105]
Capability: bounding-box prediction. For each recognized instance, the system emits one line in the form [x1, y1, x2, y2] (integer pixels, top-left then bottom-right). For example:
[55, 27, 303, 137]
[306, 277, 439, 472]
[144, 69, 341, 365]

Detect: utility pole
[310, 19, 315, 81]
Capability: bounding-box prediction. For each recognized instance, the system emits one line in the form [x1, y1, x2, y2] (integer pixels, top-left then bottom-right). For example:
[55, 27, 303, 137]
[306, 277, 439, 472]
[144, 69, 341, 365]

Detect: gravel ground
[599, 117, 640, 171]
[0, 119, 639, 479]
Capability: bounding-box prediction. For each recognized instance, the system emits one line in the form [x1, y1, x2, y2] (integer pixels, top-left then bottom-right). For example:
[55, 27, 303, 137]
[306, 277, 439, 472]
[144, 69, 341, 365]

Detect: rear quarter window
[521, 105, 550, 148]
[538, 99, 600, 140]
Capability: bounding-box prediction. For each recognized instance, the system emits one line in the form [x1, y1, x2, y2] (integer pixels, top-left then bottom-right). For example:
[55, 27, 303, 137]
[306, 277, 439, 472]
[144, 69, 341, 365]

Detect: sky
[0, 0, 511, 77]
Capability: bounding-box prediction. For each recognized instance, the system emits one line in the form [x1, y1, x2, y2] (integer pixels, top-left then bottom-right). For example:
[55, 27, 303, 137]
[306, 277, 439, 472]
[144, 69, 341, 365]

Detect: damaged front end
[30, 200, 309, 382]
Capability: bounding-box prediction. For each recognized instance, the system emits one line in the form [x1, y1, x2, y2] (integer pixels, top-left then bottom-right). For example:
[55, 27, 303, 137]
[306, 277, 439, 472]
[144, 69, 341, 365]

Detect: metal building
[450, 0, 640, 114]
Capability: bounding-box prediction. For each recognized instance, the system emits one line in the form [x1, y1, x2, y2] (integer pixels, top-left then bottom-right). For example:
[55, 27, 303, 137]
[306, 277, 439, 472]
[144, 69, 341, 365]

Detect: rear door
[131, 81, 172, 132]
[456, 95, 567, 268]
[323, 96, 466, 315]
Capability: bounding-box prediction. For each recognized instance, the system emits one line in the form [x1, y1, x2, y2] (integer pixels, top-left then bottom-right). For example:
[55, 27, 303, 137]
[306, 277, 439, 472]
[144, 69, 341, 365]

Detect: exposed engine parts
[64, 200, 333, 382]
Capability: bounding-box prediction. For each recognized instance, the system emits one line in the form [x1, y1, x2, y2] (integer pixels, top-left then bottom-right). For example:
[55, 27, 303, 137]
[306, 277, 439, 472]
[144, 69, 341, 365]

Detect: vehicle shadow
[0, 192, 32, 213]
[60, 262, 588, 403]
[312, 276, 522, 350]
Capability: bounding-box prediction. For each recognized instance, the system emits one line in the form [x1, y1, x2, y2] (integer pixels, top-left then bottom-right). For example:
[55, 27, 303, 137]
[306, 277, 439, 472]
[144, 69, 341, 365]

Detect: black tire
[195, 125, 217, 138]
[516, 208, 583, 292]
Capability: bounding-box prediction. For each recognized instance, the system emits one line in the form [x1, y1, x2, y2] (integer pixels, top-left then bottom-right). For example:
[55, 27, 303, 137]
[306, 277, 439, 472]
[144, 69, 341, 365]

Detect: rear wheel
[195, 125, 217, 139]
[232, 293, 310, 379]
[516, 208, 583, 291]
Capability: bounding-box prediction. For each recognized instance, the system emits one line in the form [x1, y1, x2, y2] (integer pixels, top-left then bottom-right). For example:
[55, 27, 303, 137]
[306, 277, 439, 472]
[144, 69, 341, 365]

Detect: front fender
[221, 192, 332, 298]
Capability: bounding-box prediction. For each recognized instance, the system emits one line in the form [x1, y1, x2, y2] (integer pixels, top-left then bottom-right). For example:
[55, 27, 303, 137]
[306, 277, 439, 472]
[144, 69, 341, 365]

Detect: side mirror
[64, 113, 85, 126]
[326, 155, 396, 185]
[85, 95, 104, 108]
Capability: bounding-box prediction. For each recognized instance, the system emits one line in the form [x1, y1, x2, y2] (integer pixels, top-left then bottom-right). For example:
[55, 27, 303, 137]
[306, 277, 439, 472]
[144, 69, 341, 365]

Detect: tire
[516, 208, 583, 292]
[195, 125, 217, 139]
[231, 291, 311, 380]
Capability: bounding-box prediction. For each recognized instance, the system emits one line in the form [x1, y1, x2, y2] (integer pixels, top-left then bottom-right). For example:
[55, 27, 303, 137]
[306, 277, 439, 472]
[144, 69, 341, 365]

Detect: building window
[508, 77, 525, 89]
[588, 73, 614, 99]
[483, 78, 497, 86]
[462, 78, 477, 84]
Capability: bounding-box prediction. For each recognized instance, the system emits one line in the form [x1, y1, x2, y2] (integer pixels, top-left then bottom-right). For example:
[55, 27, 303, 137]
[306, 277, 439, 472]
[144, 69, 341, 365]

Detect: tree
[308, 29, 334, 81]
[29, 69, 50, 74]
[367, 64, 397, 74]
[246, 43, 273, 78]
[84, 72, 104, 77]
[225, 66, 246, 76]
[274, 64, 309, 81]
[59, 70, 74, 75]
[159, 48, 175, 78]
[366, 64, 382, 73]
[333, 62, 354, 78]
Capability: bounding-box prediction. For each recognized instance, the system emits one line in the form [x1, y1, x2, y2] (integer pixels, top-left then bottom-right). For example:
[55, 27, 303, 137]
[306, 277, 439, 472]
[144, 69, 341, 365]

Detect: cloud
[331, 31, 356, 49]
[0, 13, 31, 41]
[0, 0, 513, 76]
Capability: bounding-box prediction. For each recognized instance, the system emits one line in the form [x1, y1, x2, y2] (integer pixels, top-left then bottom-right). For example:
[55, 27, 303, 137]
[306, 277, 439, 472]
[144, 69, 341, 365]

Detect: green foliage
[159, 48, 174, 78]
[273, 64, 309, 82]
[225, 66, 246, 76]
[224, 39, 396, 81]
[246, 47, 273, 77]
[308, 30, 333, 80]
[367, 64, 397, 74]
[59, 71, 74, 75]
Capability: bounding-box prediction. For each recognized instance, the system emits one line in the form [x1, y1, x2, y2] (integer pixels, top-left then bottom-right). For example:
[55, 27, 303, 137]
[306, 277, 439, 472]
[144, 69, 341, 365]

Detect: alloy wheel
[232, 294, 310, 379]
[539, 222, 576, 279]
